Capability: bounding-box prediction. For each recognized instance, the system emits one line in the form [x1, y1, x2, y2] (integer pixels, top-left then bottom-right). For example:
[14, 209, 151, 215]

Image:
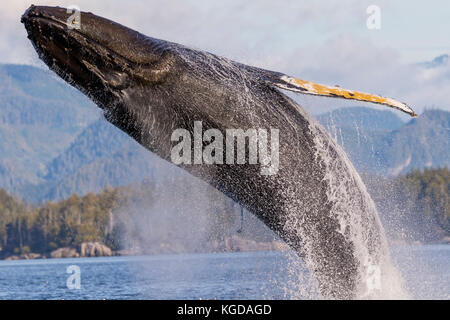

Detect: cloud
[0, 0, 375, 64]
[252, 33, 450, 114]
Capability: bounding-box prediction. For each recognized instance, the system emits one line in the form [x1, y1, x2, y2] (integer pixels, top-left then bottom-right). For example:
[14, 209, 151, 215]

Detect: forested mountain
[0, 64, 99, 194]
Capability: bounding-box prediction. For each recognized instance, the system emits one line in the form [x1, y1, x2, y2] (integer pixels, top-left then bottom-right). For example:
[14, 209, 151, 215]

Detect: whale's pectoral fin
[265, 73, 417, 117]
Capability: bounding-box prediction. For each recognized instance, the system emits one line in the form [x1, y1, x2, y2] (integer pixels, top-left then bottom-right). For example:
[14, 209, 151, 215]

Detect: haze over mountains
[0, 64, 449, 203]
[0, 64, 98, 193]
[317, 107, 449, 176]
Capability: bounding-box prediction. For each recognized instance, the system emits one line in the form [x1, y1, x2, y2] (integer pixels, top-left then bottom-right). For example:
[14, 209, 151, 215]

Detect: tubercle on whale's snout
[21, 4, 42, 23]
[21, 5, 67, 25]
[20, 5, 34, 23]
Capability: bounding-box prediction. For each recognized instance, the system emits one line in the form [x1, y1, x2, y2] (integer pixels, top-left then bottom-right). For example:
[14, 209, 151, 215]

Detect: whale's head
[21, 6, 184, 131]
[21, 6, 254, 141]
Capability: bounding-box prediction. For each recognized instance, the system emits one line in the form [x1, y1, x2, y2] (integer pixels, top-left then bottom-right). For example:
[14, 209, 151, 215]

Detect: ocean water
[0, 245, 448, 300]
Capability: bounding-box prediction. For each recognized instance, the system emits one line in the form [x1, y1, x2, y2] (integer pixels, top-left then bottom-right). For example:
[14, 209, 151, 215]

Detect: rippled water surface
[0, 245, 448, 300]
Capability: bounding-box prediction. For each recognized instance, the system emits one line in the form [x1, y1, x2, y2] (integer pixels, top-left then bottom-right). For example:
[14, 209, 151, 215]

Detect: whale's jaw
[21, 5, 175, 111]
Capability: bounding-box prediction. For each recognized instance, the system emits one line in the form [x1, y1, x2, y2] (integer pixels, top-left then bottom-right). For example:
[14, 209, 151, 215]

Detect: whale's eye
[81, 59, 130, 89]
[131, 51, 177, 85]
[105, 71, 130, 90]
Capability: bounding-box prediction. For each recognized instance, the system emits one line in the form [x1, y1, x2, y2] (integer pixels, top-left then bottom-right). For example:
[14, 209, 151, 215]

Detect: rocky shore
[2, 242, 114, 260]
[2, 235, 448, 261]
[1, 236, 289, 261]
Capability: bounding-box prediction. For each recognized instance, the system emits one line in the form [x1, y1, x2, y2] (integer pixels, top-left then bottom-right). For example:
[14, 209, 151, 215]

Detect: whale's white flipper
[268, 75, 417, 118]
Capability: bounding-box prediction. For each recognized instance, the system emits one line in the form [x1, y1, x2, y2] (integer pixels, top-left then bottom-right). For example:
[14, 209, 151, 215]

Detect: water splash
[305, 111, 409, 299]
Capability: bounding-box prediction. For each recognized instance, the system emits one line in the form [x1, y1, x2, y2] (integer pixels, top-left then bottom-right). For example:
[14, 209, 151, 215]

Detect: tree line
[0, 176, 244, 257]
[363, 167, 449, 242]
[0, 167, 448, 257]
[0, 187, 122, 256]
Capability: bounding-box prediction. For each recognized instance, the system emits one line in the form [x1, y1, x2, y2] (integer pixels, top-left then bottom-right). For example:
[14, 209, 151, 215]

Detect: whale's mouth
[22, 14, 118, 64]
[21, 6, 138, 105]
[22, 10, 149, 69]
[21, 5, 175, 109]
[21, 5, 166, 64]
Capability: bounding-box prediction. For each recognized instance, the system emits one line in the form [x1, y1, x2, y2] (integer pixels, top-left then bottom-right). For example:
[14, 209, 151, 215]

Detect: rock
[50, 247, 79, 259]
[21, 253, 42, 259]
[204, 235, 289, 253]
[111, 237, 289, 256]
[271, 241, 289, 251]
[440, 236, 450, 244]
[115, 249, 139, 256]
[4, 255, 20, 261]
[79, 242, 112, 257]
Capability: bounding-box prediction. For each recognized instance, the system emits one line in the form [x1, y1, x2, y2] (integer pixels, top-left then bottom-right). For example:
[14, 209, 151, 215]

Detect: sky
[0, 0, 449, 115]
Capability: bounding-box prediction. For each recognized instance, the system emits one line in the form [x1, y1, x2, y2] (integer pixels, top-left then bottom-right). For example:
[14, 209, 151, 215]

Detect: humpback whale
[21, 6, 413, 299]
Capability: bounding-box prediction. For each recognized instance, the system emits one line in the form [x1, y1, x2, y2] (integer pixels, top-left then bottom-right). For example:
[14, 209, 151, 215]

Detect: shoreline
[1, 237, 449, 262]
[0, 236, 290, 261]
